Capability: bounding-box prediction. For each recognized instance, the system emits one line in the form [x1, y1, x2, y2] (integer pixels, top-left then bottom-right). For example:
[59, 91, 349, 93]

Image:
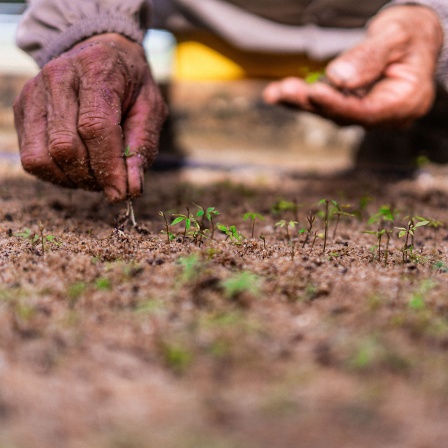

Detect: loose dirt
[2, 160, 448, 448]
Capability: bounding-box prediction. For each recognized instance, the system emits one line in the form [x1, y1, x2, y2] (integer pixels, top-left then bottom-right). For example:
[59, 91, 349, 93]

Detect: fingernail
[104, 185, 123, 203]
[328, 61, 356, 82]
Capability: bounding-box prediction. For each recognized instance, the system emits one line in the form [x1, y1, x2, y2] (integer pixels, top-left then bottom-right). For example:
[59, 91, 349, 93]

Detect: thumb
[122, 81, 167, 198]
[326, 24, 407, 90]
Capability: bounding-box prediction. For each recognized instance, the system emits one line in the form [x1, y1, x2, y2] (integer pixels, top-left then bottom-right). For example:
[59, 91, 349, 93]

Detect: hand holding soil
[263, 5, 443, 128]
[13, 33, 167, 202]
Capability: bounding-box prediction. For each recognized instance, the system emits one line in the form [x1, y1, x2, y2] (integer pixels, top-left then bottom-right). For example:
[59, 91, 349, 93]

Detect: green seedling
[433, 261, 448, 273]
[14, 227, 39, 243]
[159, 341, 193, 375]
[304, 69, 326, 84]
[318, 199, 330, 252]
[330, 200, 355, 239]
[95, 277, 112, 291]
[244, 212, 265, 239]
[364, 228, 393, 264]
[221, 271, 261, 300]
[171, 207, 199, 241]
[395, 218, 429, 263]
[425, 217, 444, 244]
[349, 339, 378, 370]
[159, 211, 175, 244]
[366, 205, 397, 264]
[368, 205, 397, 226]
[275, 219, 298, 242]
[123, 145, 135, 158]
[195, 205, 220, 240]
[408, 279, 436, 311]
[177, 254, 201, 284]
[67, 282, 86, 308]
[271, 199, 300, 222]
[355, 194, 373, 220]
[135, 299, 166, 315]
[217, 224, 245, 244]
[402, 215, 430, 248]
[15, 224, 60, 254]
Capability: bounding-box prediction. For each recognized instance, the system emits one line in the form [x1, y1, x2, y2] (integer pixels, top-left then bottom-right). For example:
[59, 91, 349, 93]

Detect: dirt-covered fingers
[325, 29, 406, 91]
[307, 71, 434, 127]
[122, 79, 168, 198]
[13, 76, 74, 187]
[43, 60, 101, 191]
[263, 77, 317, 111]
[77, 73, 128, 203]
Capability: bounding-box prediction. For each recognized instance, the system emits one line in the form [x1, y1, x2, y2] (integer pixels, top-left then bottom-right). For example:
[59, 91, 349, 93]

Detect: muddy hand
[263, 5, 443, 127]
[14, 33, 167, 202]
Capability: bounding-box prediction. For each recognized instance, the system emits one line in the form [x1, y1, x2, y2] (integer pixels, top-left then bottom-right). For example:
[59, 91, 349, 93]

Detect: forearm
[17, 0, 153, 67]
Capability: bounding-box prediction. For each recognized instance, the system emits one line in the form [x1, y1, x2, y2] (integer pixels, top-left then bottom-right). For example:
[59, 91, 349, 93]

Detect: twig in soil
[311, 230, 319, 250]
[259, 235, 266, 250]
[126, 199, 137, 227]
[301, 211, 315, 248]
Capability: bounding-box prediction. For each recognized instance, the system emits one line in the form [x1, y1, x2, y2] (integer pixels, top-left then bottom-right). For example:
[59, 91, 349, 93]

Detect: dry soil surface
[2, 162, 448, 448]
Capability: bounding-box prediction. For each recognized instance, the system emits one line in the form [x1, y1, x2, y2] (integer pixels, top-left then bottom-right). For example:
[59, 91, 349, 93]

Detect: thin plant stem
[333, 214, 340, 240]
[290, 242, 295, 261]
[160, 212, 171, 245]
[210, 217, 215, 240]
[323, 199, 329, 253]
[384, 232, 391, 266]
[311, 230, 318, 250]
[403, 221, 411, 263]
[302, 233, 309, 249]
[38, 222, 45, 255]
[377, 232, 382, 262]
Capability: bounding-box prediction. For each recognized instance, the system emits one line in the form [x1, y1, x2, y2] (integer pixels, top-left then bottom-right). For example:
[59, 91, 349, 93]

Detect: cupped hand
[263, 5, 443, 128]
[14, 33, 167, 202]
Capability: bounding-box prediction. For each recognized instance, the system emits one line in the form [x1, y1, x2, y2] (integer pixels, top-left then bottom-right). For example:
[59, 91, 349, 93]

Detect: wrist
[41, 13, 145, 67]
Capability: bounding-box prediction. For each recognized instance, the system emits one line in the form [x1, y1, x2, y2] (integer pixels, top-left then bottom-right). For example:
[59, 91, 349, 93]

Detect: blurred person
[13, 0, 447, 202]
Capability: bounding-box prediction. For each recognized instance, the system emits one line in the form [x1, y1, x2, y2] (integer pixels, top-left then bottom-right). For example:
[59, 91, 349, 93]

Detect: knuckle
[42, 58, 70, 79]
[78, 45, 118, 76]
[78, 114, 113, 140]
[48, 131, 78, 161]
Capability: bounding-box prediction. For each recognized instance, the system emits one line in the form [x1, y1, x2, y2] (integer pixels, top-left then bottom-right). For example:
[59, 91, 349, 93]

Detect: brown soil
[2, 161, 448, 448]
